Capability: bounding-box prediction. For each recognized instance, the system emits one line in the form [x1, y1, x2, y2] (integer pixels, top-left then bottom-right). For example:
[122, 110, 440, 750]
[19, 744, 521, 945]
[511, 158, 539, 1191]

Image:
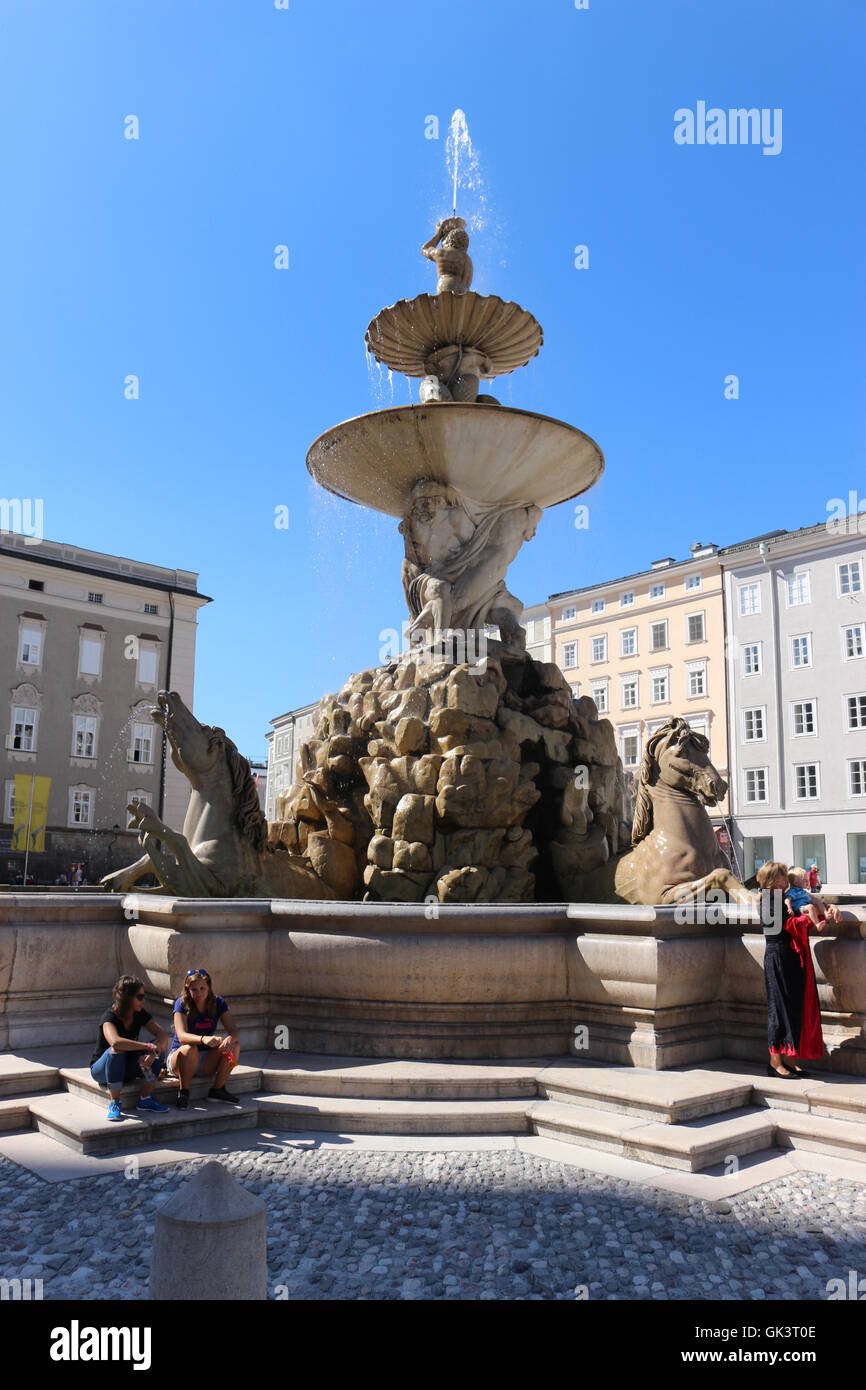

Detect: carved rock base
[271, 652, 632, 904]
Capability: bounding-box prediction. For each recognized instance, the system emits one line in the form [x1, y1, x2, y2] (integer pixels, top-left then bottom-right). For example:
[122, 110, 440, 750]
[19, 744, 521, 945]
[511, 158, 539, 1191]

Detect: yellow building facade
[549, 542, 730, 818]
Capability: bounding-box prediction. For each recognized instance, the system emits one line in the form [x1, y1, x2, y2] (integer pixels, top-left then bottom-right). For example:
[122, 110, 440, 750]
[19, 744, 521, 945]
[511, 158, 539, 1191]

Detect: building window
[144, 602, 160, 615]
[744, 836, 774, 879]
[742, 643, 761, 676]
[743, 707, 765, 742]
[791, 700, 817, 737]
[591, 599, 605, 614]
[620, 627, 637, 658]
[3, 781, 15, 822]
[650, 668, 670, 704]
[620, 591, 635, 608]
[649, 583, 665, 600]
[621, 676, 638, 710]
[791, 634, 812, 668]
[79, 632, 103, 678]
[793, 834, 826, 883]
[686, 661, 706, 698]
[87, 592, 103, 605]
[126, 790, 152, 828]
[686, 612, 705, 643]
[10, 706, 37, 752]
[563, 642, 577, 669]
[73, 715, 97, 759]
[28, 579, 44, 592]
[744, 768, 768, 803]
[838, 561, 862, 597]
[793, 763, 820, 800]
[591, 635, 607, 663]
[785, 572, 811, 607]
[850, 759, 866, 798]
[843, 624, 865, 660]
[69, 787, 94, 826]
[561, 606, 576, 621]
[569, 682, 580, 699]
[848, 833, 866, 884]
[131, 723, 153, 764]
[137, 644, 159, 686]
[590, 679, 608, 713]
[847, 693, 866, 730]
[18, 625, 42, 667]
[619, 728, 640, 768]
[649, 620, 668, 652]
[738, 582, 761, 616]
[685, 574, 702, 592]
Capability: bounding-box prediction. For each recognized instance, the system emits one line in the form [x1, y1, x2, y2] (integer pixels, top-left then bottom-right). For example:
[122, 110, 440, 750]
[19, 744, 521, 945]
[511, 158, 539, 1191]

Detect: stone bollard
[149, 1161, 267, 1300]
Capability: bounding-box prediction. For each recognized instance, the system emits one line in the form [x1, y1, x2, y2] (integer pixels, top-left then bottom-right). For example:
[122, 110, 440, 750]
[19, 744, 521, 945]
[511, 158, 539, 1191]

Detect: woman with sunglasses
[167, 967, 241, 1109]
[89, 975, 171, 1122]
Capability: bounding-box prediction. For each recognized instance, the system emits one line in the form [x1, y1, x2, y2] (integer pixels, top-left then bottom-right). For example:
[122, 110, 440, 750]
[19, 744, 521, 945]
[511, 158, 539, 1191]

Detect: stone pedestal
[149, 1161, 266, 1301]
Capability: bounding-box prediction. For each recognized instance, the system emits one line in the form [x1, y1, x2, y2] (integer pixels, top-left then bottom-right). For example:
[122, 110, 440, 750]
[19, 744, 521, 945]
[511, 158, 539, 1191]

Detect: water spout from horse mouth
[702, 774, 728, 805]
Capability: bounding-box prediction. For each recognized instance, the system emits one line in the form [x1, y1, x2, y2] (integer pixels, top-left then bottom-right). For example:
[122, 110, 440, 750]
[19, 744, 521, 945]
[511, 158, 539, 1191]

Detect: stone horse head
[632, 717, 728, 846]
[152, 689, 268, 855]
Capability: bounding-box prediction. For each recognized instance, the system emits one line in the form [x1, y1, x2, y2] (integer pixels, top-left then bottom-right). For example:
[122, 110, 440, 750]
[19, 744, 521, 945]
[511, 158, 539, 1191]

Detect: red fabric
[784, 913, 825, 1060]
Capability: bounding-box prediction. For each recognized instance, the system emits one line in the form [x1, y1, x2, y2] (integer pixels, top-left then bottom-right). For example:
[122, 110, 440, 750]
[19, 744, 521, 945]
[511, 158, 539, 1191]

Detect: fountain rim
[305, 402, 605, 518]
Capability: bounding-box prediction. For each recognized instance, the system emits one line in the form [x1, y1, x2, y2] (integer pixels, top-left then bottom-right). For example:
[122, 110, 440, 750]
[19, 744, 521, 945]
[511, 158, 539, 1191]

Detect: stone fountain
[286, 216, 633, 906]
[15, 203, 859, 1081]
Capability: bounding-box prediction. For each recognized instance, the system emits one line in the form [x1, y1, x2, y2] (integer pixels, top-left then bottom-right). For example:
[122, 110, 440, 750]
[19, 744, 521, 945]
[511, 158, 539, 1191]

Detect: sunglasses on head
[186, 968, 209, 979]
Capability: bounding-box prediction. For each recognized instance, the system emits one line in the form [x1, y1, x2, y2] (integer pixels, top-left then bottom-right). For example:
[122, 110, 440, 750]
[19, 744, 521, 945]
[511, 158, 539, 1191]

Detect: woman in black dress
[756, 860, 822, 1079]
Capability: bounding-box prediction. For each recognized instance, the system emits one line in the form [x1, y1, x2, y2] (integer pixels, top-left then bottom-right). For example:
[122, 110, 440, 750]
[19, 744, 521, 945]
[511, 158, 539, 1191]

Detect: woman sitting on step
[167, 967, 241, 1110]
[90, 975, 171, 1122]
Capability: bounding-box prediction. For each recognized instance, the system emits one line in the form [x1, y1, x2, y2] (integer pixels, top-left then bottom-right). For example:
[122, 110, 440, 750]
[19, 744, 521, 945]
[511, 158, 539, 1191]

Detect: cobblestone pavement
[1, 1146, 865, 1300]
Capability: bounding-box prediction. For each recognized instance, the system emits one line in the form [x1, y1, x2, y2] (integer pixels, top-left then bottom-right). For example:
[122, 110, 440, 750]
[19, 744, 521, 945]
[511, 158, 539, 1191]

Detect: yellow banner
[12, 775, 51, 853]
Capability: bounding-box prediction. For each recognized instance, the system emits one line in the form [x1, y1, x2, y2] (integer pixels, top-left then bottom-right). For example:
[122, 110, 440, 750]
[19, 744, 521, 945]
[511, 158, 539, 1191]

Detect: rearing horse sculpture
[101, 691, 354, 899]
[557, 716, 755, 906]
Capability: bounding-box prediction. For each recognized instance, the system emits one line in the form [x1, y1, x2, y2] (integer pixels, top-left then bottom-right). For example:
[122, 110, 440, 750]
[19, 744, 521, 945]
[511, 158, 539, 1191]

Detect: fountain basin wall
[2, 894, 865, 1071]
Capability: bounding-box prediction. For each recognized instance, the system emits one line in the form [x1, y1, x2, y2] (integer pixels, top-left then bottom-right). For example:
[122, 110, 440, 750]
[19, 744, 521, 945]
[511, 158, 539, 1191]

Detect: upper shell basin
[365, 292, 543, 379]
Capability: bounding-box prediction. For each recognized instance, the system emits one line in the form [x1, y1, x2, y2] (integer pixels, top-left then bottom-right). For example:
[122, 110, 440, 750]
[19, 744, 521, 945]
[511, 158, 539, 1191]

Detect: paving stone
[1, 1147, 864, 1300]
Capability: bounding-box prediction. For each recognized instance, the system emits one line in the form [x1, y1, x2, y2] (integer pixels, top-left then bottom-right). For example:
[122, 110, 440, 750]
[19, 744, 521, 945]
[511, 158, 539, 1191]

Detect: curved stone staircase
[4, 1049, 866, 1175]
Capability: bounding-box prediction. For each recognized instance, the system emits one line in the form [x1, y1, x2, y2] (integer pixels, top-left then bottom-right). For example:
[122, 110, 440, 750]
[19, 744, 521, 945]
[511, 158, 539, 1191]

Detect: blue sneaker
[107, 1099, 123, 1122]
[137, 1095, 169, 1113]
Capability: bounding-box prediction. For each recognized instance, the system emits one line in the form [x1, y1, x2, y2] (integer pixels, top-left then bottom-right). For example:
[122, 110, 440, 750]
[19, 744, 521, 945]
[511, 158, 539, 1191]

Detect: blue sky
[1, 0, 863, 758]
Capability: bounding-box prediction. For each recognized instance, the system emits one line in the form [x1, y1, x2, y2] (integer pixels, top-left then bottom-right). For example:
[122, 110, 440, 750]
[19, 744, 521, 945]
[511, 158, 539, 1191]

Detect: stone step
[0, 1091, 46, 1133]
[61, 1064, 262, 1111]
[257, 1053, 541, 1101]
[753, 1074, 866, 1123]
[257, 1093, 531, 1136]
[528, 1101, 647, 1154]
[774, 1109, 866, 1164]
[696, 1059, 866, 1122]
[0, 1053, 62, 1099]
[530, 1100, 775, 1172]
[537, 1064, 754, 1123]
[28, 1090, 259, 1156]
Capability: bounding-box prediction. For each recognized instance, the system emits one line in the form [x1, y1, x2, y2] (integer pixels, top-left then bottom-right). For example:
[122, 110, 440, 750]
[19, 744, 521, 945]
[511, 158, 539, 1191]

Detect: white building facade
[265, 701, 319, 822]
[722, 521, 866, 885]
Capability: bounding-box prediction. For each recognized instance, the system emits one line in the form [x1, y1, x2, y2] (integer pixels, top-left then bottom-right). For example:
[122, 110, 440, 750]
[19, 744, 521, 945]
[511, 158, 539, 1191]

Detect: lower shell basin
[306, 403, 604, 517]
